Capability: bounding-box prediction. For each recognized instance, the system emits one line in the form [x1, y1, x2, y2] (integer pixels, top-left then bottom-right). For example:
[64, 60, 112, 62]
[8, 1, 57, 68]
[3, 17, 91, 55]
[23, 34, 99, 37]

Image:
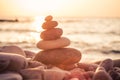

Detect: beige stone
[42, 21, 58, 29]
[33, 48, 81, 65]
[40, 28, 63, 40]
[0, 45, 26, 57]
[37, 37, 70, 50]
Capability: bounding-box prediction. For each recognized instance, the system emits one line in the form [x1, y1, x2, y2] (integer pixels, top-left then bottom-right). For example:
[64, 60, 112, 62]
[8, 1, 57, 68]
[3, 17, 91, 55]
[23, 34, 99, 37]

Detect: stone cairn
[33, 15, 82, 70]
[0, 15, 120, 80]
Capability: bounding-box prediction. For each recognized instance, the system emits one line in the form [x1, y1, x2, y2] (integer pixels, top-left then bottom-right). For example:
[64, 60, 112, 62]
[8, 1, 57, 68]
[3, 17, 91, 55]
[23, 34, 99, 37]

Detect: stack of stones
[33, 15, 82, 70]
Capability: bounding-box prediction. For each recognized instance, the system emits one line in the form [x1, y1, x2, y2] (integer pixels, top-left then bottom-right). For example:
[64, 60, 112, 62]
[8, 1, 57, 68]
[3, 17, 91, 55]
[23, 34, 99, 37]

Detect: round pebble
[43, 68, 69, 80]
[42, 21, 58, 29]
[20, 67, 44, 80]
[40, 28, 63, 40]
[45, 15, 53, 21]
[0, 58, 9, 72]
[113, 59, 120, 67]
[109, 67, 120, 80]
[37, 37, 70, 50]
[33, 48, 82, 66]
[77, 63, 98, 71]
[24, 50, 35, 58]
[0, 45, 26, 57]
[56, 64, 77, 70]
[0, 52, 28, 72]
[64, 68, 86, 80]
[93, 66, 112, 80]
[99, 58, 113, 72]
[27, 61, 46, 68]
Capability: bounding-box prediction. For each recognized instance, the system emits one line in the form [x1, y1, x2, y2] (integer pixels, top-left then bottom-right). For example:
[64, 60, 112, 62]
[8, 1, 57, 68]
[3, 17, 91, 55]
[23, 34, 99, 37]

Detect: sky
[0, 0, 120, 18]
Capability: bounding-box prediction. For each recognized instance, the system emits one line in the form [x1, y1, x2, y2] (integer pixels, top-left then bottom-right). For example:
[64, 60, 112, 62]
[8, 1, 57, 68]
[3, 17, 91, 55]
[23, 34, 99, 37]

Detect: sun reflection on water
[32, 16, 44, 32]
[30, 16, 44, 43]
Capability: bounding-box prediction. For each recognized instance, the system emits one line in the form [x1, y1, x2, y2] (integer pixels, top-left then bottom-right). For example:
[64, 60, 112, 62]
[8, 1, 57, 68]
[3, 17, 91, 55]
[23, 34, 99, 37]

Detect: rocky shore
[0, 15, 120, 80]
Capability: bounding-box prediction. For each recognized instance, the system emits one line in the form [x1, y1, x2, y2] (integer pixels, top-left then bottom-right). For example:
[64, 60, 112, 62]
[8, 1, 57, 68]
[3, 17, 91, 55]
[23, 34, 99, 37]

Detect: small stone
[43, 67, 69, 80]
[37, 37, 70, 50]
[20, 67, 44, 80]
[40, 28, 63, 40]
[77, 63, 98, 71]
[0, 52, 28, 72]
[93, 66, 113, 80]
[0, 72, 23, 80]
[57, 64, 77, 70]
[0, 45, 26, 57]
[113, 59, 120, 67]
[99, 58, 113, 72]
[93, 70, 112, 80]
[42, 21, 58, 29]
[45, 15, 53, 21]
[64, 68, 86, 80]
[0, 57, 9, 72]
[24, 50, 35, 58]
[109, 67, 120, 80]
[65, 77, 82, 80]
[83, 71, 95, 79]
[27, 61, 46, 68]
[94, 59, 120, 67]
[33, 48, 81, 66]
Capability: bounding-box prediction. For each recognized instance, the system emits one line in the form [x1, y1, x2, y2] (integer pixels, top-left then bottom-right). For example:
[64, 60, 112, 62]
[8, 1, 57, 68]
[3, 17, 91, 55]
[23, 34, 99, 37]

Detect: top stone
[45, 15, 53, 21]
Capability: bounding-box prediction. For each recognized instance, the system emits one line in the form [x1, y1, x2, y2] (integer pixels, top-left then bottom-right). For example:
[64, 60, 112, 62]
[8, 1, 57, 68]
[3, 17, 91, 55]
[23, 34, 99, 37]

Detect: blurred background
[0, 0, 120, 62]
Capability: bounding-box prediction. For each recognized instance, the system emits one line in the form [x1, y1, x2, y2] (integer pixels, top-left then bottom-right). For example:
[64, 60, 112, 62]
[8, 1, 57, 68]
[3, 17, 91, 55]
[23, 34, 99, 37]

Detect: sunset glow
[14, 0, 65, 15]
[0, 0, 120, 18]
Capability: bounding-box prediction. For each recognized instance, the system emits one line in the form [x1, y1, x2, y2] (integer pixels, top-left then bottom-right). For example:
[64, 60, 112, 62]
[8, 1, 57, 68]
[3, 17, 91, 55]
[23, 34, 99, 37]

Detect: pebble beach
[0, 15, 120, 80]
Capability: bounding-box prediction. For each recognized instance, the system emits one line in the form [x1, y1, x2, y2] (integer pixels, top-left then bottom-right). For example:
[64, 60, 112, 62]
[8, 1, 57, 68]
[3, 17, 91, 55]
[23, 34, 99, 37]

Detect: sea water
[0, 17, 120, 62]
